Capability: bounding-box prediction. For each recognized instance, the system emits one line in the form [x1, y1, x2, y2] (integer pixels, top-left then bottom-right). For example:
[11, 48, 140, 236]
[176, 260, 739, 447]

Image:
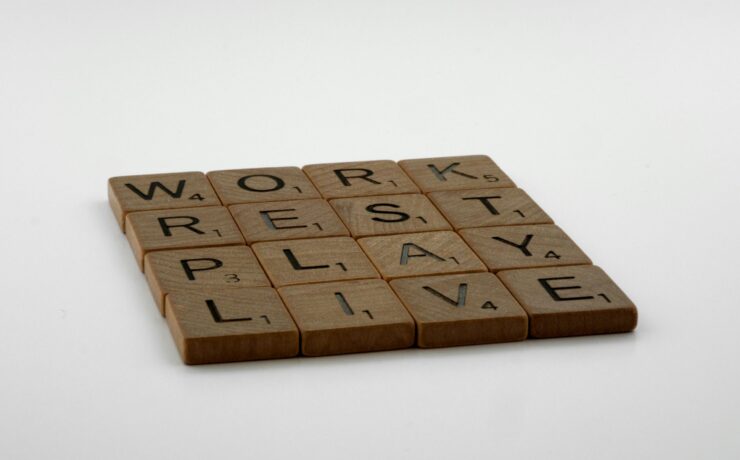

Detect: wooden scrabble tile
[330, 194, 452, 237]
[390, 273, 528, 348]
[278, 279, 415, 356]
[428, 187, 553, 229]
[460, 224, 591, 272]
[251, 237, 379, 287]
[230, 199, 349, 244]
[357, 231, 486, 280]
[398, 155, 515, 192]
[165, 287, 299, 364]
[497, 265, 638, 338]
[144, 246, 270, 315]
[125, 206, 244, 271]
[207, 167, 321, 205]
[303, 160, 419, 199]
[109, 172, 221, 231]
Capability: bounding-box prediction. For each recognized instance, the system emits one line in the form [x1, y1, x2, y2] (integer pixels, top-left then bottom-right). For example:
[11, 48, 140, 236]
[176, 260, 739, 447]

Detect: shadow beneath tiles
[178, 331, 639, 374]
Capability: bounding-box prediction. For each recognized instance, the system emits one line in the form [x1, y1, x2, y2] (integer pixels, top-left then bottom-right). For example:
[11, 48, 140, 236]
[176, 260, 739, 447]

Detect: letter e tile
[497, 265, 638, 338]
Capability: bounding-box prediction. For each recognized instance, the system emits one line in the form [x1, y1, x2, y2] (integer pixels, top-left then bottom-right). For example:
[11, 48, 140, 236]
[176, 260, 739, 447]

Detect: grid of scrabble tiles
[109, 156, 638, 365]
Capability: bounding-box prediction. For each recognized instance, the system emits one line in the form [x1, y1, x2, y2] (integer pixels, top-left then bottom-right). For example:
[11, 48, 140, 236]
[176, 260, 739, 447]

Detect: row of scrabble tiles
[109, 156, 638, 364]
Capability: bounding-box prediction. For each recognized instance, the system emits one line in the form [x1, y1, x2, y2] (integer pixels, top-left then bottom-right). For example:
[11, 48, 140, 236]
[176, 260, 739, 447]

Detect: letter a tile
[303, 160, 419, 199]
[497, 265, 638, 338]
[390, 273, 528, 348]
[357, 231, 486, 280]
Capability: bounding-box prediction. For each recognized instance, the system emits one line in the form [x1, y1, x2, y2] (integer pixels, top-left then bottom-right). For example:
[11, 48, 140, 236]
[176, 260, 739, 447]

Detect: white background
[1, 1, 739, 458]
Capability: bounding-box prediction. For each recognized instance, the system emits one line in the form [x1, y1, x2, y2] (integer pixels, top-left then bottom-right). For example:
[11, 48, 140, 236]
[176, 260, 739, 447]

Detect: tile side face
[390, 273, 528, 347]
[278, 280, 415, 356]
[303, 160, 419, 199]
[497, 265, 638, 338]
[165, 288, 299, 364]
[399, 155, 515, 192]
[109, 172, 221, 231]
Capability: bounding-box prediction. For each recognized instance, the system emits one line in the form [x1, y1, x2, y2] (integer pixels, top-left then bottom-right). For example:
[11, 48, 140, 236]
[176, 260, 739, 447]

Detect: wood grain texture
[207, 167, 320, 205]
[390, 273, 528, 348]
[278, 279, 415, 356]
[303, 160, 419, 199]
[144, 245, 270, 316]
[109, 172, 221, 232]
[165, 287, 299, 364]
[428, 187, 553, 229]
[398, 155, 515, 192]
[125, 206, 244, 271]
[251, 237, 379, 287]
[330, 193, 451, 237]
[230, 199, 349, 244]
[497, 265, 638, 338]
[357, 231, 486, 280]
[460, 224, 591, 272]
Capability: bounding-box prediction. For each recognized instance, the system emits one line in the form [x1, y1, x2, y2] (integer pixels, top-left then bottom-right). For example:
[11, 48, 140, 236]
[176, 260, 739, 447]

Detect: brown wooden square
[165, 287, 299, 364]
[278, 279, 415, 356]
[230, 198, 348, 244]
[357, 231, 486, 280]
[399, 155, 515, 192]
[303, 160, 419, 199]
[109, 172, 221, 232]
[251, 237, 379, 287]
[125, 206, 244, 271]
[330, 194, 451, 237]
[144, 245, 270, 315]
[207, 167, 320, 205]
[497, 265, 638, 338]
[428, 187, 552, 229]
[460, 224, 591, 272]
[390, 273, 528, 348]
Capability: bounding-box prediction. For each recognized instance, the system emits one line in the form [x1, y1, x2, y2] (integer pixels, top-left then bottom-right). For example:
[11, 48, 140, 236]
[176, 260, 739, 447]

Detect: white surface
[1, 1, 739, 458]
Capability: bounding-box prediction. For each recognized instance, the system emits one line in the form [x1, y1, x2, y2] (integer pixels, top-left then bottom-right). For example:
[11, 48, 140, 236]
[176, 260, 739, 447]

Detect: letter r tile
[497, 265, 638, 338]
[125, 206, 244, 271]
[303, 160, 419, 199]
